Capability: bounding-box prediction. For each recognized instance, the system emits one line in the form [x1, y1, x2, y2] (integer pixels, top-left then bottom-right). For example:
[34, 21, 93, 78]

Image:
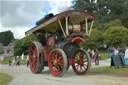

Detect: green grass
[88, 66, 128, 77]
[100, 52, 108, 60]
[99, 51, 111, 60]
[0, 57, 13, 64]
[0, 56, 27, 64]
[0, 73, 13, 85]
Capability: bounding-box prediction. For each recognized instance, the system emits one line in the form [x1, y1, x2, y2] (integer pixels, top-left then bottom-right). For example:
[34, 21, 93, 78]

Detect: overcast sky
[0, 0, 73, 39]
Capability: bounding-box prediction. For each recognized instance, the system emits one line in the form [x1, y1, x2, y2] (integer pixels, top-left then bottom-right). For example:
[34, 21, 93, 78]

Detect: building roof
[3, 46, 14, 49]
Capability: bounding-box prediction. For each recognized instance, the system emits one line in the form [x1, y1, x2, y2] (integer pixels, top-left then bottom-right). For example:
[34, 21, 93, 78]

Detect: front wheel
[72, 50, 91, 75]
[48, 49, 67, 77]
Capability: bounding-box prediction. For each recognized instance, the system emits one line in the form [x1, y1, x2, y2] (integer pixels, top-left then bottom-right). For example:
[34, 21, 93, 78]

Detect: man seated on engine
[37, 33, 46, 46]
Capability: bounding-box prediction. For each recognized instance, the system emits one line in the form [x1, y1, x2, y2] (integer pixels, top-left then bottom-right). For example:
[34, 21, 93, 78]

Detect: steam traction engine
[25, 10, 96, 77]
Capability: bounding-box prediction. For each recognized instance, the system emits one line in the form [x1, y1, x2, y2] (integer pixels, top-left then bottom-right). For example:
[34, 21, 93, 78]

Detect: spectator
[26, 55, 29, 67]
[87, 48, 92, 58]
[95, 48, 99, 65]
[91, 49, 95, 63]
[16, 56, 20, 66]
[121, 47, 125, 55]
[117, 46, 121, 55]
[114, 47, 119, 55]
[8, 59, 11, 66]
[111, 47, 115, 55]
[113, 47, 120, 67]
[21, 53, 24, 64]
[12, 58, 16, 66]
[21, 53, 24, 60]
[107, 47, 111, 57]
[124, 45, 128, 60]
[91, 49, 95, 58]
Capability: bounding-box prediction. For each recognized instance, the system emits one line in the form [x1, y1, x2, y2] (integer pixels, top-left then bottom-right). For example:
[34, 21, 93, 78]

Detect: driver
[37, 33, 46, 46]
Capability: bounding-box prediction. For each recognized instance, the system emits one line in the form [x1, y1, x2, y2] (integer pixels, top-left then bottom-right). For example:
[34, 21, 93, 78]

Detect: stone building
[0, 42, 4, 54]
[0, 41, 15, 59]
[2, 46, 14, 57]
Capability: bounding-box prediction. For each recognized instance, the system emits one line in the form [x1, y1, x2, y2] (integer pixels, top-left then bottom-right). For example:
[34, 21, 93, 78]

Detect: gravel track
[0, 60, 128, 85]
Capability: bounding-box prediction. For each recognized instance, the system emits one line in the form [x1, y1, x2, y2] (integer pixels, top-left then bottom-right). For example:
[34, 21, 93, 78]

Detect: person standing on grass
[95, 48, 99, 65]
[26, 55, 29, 67]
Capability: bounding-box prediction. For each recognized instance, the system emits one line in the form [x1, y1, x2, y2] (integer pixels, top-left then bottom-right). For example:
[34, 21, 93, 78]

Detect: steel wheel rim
[49, 50, 64, 76]
[72, 50, 88, 74]
[29, 43, 38, 72]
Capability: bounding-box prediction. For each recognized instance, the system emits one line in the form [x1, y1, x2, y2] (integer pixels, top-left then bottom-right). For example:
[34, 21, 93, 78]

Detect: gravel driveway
[0, 60, 128, 85]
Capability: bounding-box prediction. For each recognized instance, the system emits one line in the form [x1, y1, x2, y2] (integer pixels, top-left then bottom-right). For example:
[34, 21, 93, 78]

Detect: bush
[81, 29, 104, 49]
[103, 26, 128, 47]
[14, 34, 35, 56]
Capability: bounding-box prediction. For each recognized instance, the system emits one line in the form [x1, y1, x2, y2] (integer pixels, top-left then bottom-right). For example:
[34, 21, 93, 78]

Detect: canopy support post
[58, 19, 66, 38]
[65, 17, 69, 36]
[85, 18, 88, 35]
[89, 20, 94, 36]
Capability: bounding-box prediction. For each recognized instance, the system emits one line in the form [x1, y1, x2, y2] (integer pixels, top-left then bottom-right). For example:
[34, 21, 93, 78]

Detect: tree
[103, 19, 122, 30]
[103, 26, 128, 47]
[81, 29, 103, 49]
[73, 0, 96, 13]
[72, 0, 128, 28]
[0, 30, 14, 46]
[14, 34, 35, 56]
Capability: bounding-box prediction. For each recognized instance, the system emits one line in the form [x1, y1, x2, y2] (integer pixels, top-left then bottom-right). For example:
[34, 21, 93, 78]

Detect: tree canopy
[73, 0, 128, 48]
[73, 0, 128, 28]
[0, 30, 14, 46]
[81, 29, 103, 49]
[14, 34, 35, 56]
[103, 26, 128, 47]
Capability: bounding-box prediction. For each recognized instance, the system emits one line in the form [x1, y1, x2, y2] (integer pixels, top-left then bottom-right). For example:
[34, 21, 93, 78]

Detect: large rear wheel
[72, 50, 91, 75]
[29, 41, 44, 73]
[48, 49, 67, 77]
